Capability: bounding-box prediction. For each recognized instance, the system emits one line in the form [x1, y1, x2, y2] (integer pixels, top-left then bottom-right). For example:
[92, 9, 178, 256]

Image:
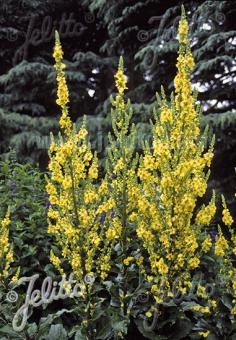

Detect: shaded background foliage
[0, 0, 235, 213]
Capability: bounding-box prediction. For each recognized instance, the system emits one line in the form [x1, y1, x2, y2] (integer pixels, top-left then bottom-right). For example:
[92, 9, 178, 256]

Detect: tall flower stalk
[137, 6, 216, 307]
[0, 209, 13, 284]
[47, 32, 113, 339]
[105, 57, 140, 335]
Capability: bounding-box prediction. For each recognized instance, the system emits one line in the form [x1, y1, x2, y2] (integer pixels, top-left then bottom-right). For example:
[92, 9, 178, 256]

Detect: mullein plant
[192, 197, 236, 337]
[136, 6, 218, 314]
[0, 209, 19, 287]
[215, 195, 236, 315]
[0, 209, 14, 285]
[48, 36, 142, 337]
[103, 57, 141, 335]
[47, 32, 117, 338]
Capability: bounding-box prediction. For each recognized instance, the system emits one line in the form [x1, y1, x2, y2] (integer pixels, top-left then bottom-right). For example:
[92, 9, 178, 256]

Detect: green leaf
[46, 324, 68, 340]
[221, 294, 232, 309]
[0, 325, 25, 339]
[74, 330, 87, 340]
[27, 322, 38, 337]
[168, 319, 193, 339]
[134, 319, 167, 340]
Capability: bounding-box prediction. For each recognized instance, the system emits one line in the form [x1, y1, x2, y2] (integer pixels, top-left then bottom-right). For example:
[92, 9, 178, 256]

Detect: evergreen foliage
[0, 0, 235, 208]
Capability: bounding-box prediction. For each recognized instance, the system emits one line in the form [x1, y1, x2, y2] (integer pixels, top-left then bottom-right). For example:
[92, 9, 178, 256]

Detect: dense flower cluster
[0, 209, 13, 283]
[136, 7, 216, 303]
[47, 33, 113, 300]
[53, 32, 71, 136]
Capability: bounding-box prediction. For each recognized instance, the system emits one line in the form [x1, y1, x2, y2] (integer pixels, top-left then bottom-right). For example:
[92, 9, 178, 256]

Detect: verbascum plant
[103, 57, 140, 335]
[47, 32, 113, 338]
[137, 6, 216, 308]
[215, 195, 236, 316]
[0, 209, 14, 284]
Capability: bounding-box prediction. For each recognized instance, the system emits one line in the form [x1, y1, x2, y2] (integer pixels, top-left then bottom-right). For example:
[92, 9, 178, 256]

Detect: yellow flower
[98, 179, 108, 194]
[215, 232, 228, 257]
[78, 127, 88, 140]
[129, 212, 138, 222]
[198, 331, 209, 338]
[178, 17, 188, 44]
[53, 43, 63, 61]
[145, 311, 152, 318]
[53, 31, 72, 135]
[0, 209, 14, 283]
[136, 256, 144, 266]
[189, 257, 200, 269]
[1, 213, 10, 228]
[204, 151, 214, 167]
[222, 208, 233, 226]
[154, 258, 169, 275]
[114, 66, 127, 95]
[114, 159, 124, 173]
[209, 299, 217, 309]
[123, 257, 133, 266]
[90, 163, 99, 178]
[202, 235, 212, 253]
[136, 7, 218, 304]
[192, 305, 210, 314]
[48, 33, 117, 316]
[196, 203, 216, 225]
[143, 154, 156, 170]
[62, 176, 72, 189]
[106, 227, 117, 240]
[84, 190, 98, 204]
[11, 267, 20, 284]
[160, 107, 173, 124]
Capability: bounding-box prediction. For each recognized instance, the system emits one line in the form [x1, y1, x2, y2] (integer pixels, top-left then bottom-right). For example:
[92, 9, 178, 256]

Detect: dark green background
[0, 0, 235, 216]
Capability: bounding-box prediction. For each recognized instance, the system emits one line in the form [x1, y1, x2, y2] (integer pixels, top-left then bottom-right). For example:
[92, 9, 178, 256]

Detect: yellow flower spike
[137, 6, 219, 304]
[178, 6, 189, 45]
[0, 209, 15, 284]
[101, 55, 139, 330]
[222, 208, 234, 226]
[214, 227, 229, 257]
[53, 31, 72, 136]
[88, 152, 98, 179]
[48, 33, 119, 336]
[202, 235, 212, 253]
[114, 56, 128, 95]
[221, 195, 234, 226]
[196, 201, 216, 225]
